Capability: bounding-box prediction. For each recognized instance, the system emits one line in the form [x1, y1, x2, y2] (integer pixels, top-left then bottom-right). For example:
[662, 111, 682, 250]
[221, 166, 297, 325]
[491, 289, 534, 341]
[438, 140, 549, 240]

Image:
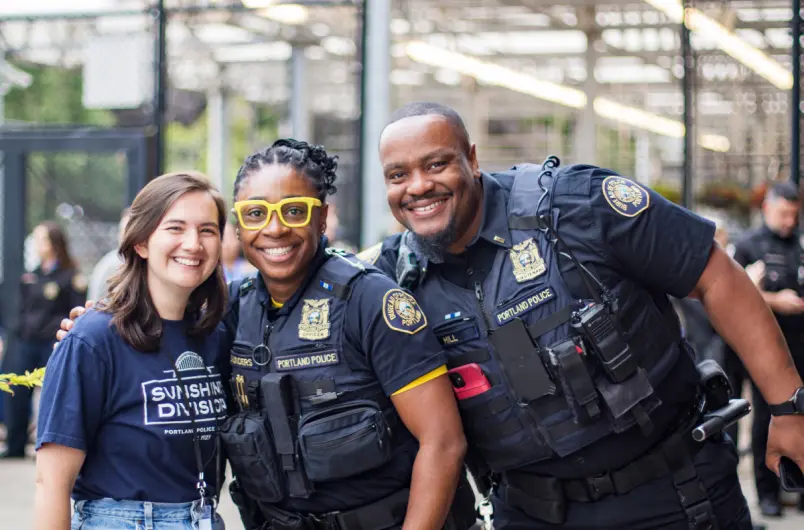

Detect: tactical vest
[408, 163, 683, 473]
[220, 251, 404, 506]
[757, 236, 804, 296]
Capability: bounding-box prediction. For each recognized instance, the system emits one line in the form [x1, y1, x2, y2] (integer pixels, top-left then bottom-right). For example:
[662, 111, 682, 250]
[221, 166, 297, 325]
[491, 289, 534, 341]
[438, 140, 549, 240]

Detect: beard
[406, 216, 460, 262]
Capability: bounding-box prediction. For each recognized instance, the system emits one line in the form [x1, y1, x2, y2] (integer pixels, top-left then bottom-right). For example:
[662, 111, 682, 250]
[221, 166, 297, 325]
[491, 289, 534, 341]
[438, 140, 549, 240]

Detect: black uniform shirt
[369, 165, 716, 476]
[733, 225, 804, 345]
[18, 264, 87, 342]
[221, 240, 447, 512]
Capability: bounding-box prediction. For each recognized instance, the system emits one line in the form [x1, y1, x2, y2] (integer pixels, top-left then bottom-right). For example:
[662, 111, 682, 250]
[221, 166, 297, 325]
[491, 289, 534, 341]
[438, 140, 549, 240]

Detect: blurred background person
[1, 222, 87, 459]
[87, 208, 131, 302]
[221, 221, 255, 282]
[732, 181, 804, 518]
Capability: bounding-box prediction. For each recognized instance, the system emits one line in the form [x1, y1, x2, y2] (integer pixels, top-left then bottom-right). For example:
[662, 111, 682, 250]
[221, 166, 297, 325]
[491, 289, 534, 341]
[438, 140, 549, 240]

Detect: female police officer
[56, 140, 471, 530]
[217, 139, 468, 530]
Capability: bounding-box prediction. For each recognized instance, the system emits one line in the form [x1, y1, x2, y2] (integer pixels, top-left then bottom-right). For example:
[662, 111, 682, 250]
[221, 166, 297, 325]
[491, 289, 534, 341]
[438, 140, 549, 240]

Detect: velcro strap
[335, 488, 409, 530]
[446, 348, 490, 368]
[527, 305, 573, 340]
[296, 379, 336, 398]
[507, 215, 547, 231]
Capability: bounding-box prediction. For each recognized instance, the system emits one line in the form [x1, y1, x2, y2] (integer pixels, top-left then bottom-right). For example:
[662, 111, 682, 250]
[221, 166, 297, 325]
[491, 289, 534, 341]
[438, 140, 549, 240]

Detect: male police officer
[359, 102, 804, 529]
[733, 181, 804, 517]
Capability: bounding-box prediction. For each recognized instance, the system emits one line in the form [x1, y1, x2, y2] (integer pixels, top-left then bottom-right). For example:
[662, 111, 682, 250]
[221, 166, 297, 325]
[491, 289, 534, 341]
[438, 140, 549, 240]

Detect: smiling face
[134, 190, 222, 297]
[234, 164, 327, 292]
[380, 114, 483, 253]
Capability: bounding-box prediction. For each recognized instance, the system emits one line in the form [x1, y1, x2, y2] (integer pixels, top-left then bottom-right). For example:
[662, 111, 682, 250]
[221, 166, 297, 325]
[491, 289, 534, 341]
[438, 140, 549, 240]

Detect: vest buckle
[586, 472, 616, 501]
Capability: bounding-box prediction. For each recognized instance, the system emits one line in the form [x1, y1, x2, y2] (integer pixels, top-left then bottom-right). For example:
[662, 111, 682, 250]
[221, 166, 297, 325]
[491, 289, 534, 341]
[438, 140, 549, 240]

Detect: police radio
[395, 231, 424, 290]
[571, 301, 638, 384]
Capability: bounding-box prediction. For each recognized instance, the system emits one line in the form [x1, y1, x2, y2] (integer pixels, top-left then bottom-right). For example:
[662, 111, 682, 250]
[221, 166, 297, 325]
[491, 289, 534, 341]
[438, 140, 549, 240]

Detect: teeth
[412, 199, 446, 213]
[262, 246, 293, 256]
[174, 257, 200, 266]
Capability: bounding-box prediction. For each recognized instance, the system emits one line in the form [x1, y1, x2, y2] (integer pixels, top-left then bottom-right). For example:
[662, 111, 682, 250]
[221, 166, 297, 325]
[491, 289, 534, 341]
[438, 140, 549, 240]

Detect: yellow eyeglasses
[233, 197, 322, 230]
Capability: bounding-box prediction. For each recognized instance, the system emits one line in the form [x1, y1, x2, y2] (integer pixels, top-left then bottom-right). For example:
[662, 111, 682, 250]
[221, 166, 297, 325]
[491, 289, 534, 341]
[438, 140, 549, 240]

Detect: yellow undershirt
[392, 365, 448, 396]
[271, 298, 447, 396]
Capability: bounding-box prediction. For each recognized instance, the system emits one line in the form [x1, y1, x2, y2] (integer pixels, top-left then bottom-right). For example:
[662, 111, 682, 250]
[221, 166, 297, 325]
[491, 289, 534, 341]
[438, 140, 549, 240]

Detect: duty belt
[260, 488, 409, 530]
[500, 398, 718, 529]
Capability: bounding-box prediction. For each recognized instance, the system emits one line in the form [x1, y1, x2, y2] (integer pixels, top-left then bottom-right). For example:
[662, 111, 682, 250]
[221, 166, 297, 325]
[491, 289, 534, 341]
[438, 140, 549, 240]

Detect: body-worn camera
[570, 302, 637, 383]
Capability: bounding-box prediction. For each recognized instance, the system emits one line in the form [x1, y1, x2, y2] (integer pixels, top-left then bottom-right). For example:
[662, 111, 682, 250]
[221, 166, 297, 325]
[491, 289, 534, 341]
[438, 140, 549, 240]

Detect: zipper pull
[474, 281, 484, 303]
[263, 323, 273, 346]
[374, 423, 384, 448]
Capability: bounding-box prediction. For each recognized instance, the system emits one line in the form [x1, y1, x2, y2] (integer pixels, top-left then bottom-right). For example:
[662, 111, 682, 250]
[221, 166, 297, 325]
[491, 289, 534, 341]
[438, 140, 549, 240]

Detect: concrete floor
[2, 451, 803, 530]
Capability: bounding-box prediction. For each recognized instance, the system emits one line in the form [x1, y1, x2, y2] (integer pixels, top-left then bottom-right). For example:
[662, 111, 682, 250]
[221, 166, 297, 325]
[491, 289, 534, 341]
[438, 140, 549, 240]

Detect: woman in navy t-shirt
[34, 172, 230, 530]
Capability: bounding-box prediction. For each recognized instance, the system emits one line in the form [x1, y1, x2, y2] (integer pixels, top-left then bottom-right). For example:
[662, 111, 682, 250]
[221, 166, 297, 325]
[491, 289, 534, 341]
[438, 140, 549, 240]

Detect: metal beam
[152, 0, 167, 178]
[792, 0, 801, 185]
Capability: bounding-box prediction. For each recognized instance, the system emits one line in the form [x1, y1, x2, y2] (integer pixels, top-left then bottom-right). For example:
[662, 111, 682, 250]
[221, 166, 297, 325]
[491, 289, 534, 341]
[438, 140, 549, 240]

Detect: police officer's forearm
[694, 247, 803, 404]
[403, 439, 466, 530]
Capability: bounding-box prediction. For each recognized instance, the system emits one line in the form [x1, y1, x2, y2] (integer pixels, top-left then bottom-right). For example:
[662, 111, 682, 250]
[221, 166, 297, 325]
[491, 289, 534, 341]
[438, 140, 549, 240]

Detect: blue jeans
[72, 499, 226, 530]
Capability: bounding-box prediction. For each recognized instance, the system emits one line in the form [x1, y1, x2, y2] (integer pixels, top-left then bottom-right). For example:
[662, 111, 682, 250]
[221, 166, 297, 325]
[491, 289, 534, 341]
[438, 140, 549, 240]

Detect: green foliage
[0, 368, 46, 395]
[4, 61, 115, 126]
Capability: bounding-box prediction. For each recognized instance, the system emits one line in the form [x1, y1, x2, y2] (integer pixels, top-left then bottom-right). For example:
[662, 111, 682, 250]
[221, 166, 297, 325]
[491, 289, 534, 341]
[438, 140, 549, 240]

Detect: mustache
[401, 192, 451, 209]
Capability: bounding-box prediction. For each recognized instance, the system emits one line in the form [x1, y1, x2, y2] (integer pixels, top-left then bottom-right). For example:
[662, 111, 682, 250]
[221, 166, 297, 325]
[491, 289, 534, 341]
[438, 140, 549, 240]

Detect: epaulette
[356, 242, 383, 265]
[325, 247, 349, 257]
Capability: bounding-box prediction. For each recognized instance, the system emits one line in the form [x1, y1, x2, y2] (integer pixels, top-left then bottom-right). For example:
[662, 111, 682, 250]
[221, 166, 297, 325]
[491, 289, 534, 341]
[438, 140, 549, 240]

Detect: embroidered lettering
[495, 287, 556, 326]
[275, 350, 340, 371]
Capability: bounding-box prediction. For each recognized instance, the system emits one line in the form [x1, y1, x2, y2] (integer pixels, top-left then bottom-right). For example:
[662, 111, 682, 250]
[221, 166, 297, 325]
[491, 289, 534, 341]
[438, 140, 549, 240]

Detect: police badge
[602, 176, 650, 217]
[43, 281, 60, 300]
[509, 239, 546, 283]
[299, 299, 331, 340]
[383, 289, 427, 334]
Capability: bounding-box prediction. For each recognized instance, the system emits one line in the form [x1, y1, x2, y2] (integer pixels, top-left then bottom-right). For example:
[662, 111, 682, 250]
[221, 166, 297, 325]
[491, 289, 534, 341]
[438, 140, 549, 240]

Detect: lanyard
[166, 349, 222, 507]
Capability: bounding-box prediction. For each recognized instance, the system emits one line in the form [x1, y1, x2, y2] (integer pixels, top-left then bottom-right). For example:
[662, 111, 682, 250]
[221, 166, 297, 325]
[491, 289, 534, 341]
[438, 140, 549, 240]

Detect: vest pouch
[219, 411, 286, 503]
[298, 400, 392, 481]
[457, 382, 553, 471]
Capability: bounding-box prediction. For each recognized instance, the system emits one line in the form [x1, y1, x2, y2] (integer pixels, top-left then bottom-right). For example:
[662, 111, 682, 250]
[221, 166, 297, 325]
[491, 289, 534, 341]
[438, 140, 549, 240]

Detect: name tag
[230, 353, 257, 370]
[275, 350, 340, 372]
[435, 320, 480, 348]
[495, 287, 556, 326]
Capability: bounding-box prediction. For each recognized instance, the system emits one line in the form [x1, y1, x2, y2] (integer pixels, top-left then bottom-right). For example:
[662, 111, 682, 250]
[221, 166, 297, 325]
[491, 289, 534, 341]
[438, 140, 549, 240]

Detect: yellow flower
[0, 367, 46, 395]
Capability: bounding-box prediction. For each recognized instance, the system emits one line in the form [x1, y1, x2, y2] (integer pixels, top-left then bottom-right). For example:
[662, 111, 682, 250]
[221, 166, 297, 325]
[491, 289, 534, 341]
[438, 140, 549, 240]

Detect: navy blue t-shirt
[36, 309, 229, 503]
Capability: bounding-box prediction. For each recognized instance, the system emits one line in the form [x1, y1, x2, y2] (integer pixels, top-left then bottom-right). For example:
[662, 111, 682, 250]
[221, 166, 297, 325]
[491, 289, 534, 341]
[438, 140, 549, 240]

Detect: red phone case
[448, 363, 492, 400]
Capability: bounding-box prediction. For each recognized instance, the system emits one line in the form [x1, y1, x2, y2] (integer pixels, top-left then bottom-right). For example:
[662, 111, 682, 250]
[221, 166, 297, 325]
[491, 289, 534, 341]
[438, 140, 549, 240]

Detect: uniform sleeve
[578, 167, 716, 298]
[345, 274, 447, 396]
[731, 237, 754, 268]
[36, 334, 109, 452]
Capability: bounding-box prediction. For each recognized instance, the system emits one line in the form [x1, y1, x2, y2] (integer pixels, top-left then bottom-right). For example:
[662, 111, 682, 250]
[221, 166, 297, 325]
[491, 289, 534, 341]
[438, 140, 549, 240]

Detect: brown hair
[102, 171, 228, 352]
[38, 221, 76, 271]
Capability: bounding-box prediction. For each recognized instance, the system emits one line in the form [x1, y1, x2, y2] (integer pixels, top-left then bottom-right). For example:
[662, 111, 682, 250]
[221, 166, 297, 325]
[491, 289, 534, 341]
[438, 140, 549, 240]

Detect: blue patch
[435, 320, 480, 348]
[444, 312, 462, 321]
[320, 280, 333, 291]
[601, 176, 650, 217]
[275, 350, 340, 372]
[495, 287, 556, 326]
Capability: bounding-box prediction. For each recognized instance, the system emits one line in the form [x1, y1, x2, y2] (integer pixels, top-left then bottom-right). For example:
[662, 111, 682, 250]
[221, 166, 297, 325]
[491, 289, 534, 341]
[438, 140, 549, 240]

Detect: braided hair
[233, 139, 338, 201]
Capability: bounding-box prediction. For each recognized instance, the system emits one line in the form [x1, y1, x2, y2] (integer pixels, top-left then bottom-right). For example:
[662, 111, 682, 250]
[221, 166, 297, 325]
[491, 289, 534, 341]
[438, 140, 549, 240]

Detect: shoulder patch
[382, 289, 427, 335]
[601, 176, 650, 217]
[356, 243, 382, 265]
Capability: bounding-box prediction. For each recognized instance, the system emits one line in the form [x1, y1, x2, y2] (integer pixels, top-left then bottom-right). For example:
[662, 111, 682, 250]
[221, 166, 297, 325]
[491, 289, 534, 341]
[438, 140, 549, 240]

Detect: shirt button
[466, 268, 474, 276]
